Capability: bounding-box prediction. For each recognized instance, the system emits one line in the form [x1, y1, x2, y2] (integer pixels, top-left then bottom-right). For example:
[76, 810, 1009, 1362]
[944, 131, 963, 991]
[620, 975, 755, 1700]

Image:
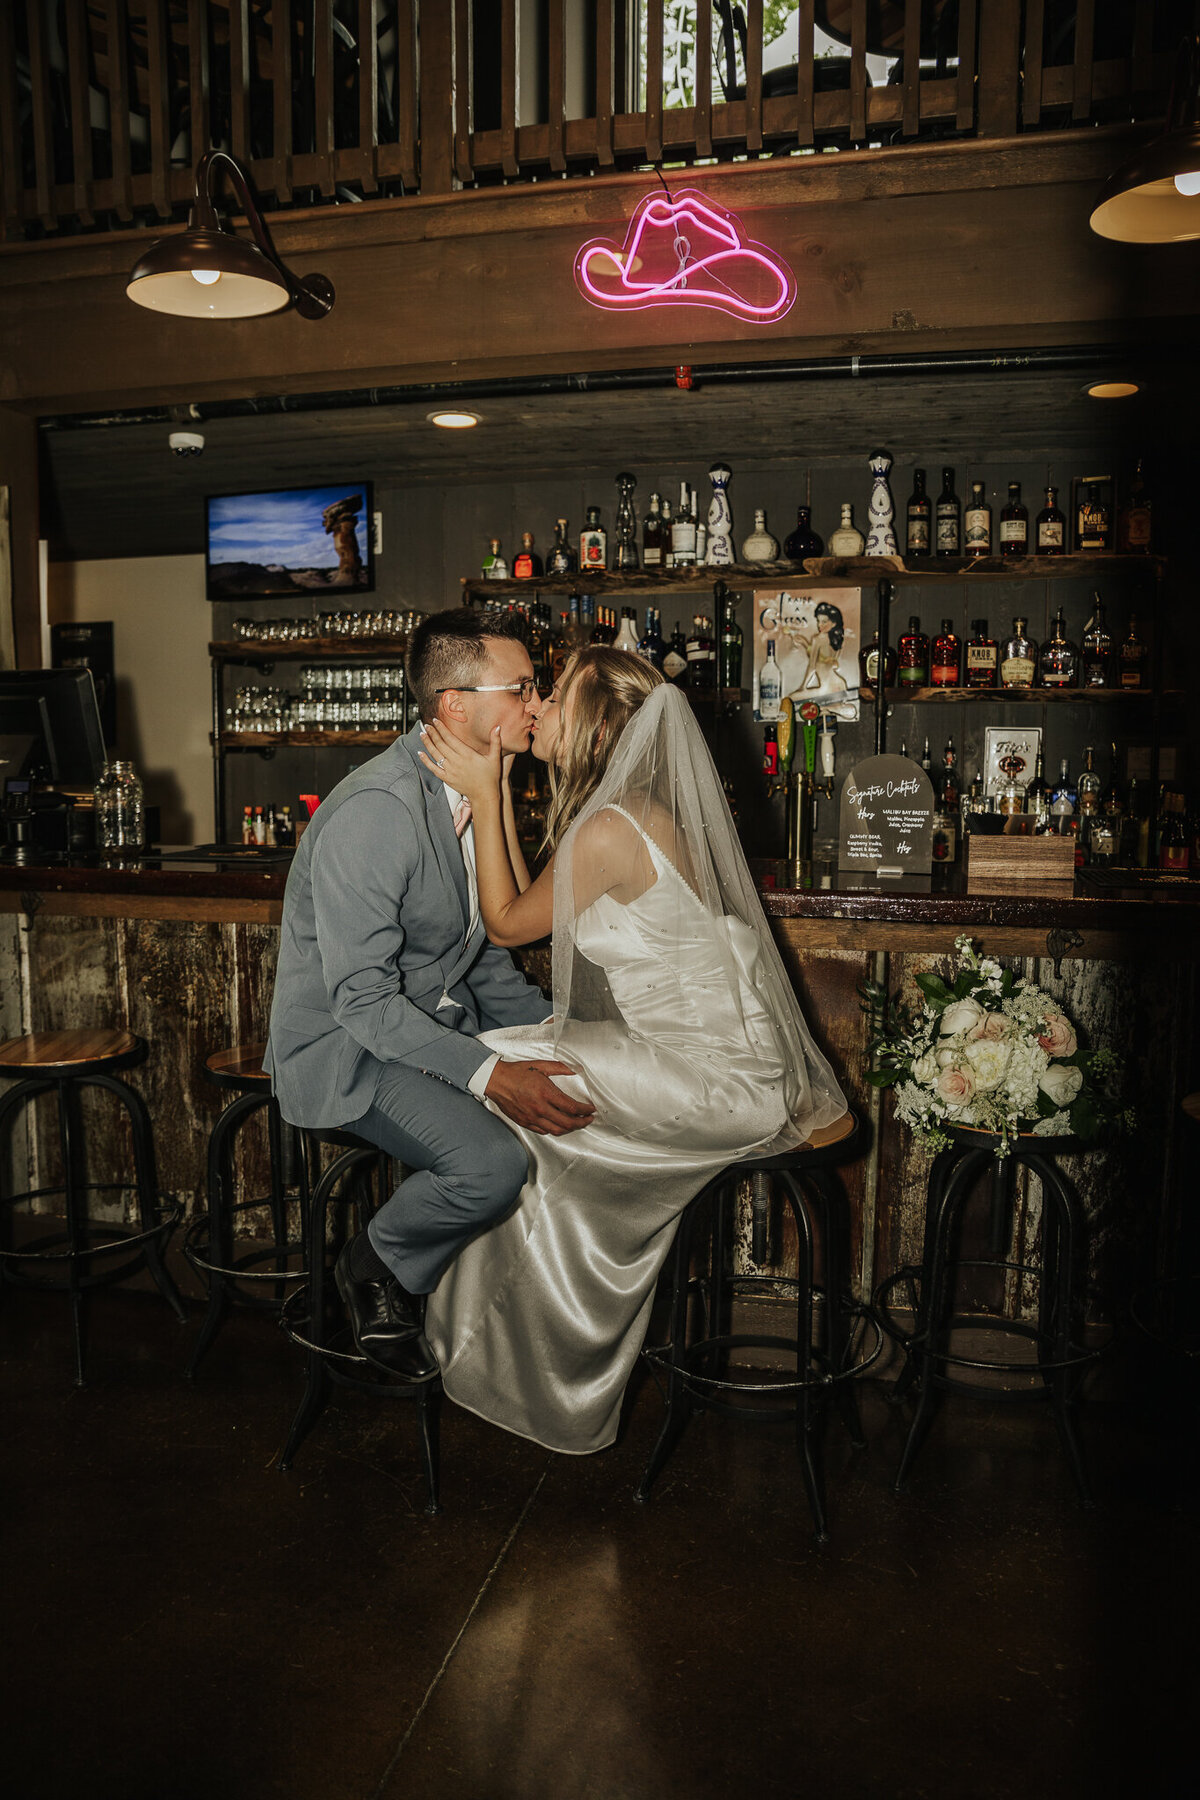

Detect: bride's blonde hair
[543, 647, 665, 849]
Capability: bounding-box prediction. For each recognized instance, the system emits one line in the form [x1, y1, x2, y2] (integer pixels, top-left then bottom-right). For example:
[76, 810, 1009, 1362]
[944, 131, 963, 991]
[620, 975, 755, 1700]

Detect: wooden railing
[0, 2, 1176, 241]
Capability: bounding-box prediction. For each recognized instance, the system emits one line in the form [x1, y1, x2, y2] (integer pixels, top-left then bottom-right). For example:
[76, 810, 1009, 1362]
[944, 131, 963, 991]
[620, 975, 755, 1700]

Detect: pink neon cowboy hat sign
[574, 188, 796, 324]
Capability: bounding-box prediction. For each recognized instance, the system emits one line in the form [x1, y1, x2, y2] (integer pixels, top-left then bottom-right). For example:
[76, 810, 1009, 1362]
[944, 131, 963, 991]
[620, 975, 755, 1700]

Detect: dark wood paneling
[314, 0, 337, 198]
[420, 2, 455, 194]
[24, 0, 56, 230]
[144, 0, 173, 219]
[65, 2, 95, 228]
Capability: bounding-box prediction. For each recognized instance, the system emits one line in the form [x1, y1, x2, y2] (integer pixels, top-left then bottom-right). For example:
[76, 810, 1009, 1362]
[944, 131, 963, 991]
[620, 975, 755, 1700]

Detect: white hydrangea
[1004, 1036, 1050, 1116]
[1031, 1110, 1072, 1136]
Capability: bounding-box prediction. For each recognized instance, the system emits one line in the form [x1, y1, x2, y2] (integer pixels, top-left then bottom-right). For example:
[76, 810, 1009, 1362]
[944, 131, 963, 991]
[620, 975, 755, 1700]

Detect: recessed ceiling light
[1083, 380, 1142, 399]
[428, 408, 481, 429]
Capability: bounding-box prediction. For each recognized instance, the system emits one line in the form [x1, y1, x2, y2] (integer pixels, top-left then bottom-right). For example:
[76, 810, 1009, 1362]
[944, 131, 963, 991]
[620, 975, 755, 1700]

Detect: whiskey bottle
[579, 507, 607, 572]
[1025, 751, 1050, 833]
[999, 483, 1028, 558]
[783, 505, 824, 561]
[638, 607, 664, 668]
[1081, 595, 1112, 687]
[1075, 480, 1112, 552]
[1119, 616, 1147, 689]
[688, 614, 717, 689]
[546, 518, 577, 576]
[758, 638, 784, 719]
[935, 467, 961, 558]
[1049, 758, 1076, 832]
[1159, 793, 1190, 871]
[513, 531, 543, 579]
[938, 739, 960, 815]
[663, 623, 688, 685]
[578, 593, 596, 642]
[920, 738, 933, 777]
[1077, 745, 1103, 820]
[1000, 617, 1037, 688]
[1116, 460, 1152, 554]
[659, 497, 674, 570]
[858, 630, 897, 690]
[719, 607, 744, 689]
[642, 492, 665, 569]
[898, 616, 929, 686]
[672, 482, 697, 569]
[964, 618, 998, 689]
[1035, 485, 1066, 555]
[931, 618, 961, 687]
[482, 538, 509, 580]
[964, 481, 992, 557]
[1038, 608, 1078, 688]
[905, 469, 931, 558]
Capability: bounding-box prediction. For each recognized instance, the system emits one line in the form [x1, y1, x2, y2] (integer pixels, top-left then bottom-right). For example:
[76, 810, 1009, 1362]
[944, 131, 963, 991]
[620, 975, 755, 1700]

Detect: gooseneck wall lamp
[126, 149, 335, 320]
[1090, 31, 1200, 242]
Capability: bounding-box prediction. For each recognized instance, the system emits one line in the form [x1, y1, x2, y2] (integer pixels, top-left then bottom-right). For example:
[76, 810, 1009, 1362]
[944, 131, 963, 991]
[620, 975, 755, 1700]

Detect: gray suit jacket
[264, 722, 549, 1128]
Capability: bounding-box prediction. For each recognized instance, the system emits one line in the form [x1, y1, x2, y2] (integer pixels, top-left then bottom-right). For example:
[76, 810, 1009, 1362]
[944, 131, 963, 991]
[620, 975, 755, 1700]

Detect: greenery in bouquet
[860, 935, 1133, 1158]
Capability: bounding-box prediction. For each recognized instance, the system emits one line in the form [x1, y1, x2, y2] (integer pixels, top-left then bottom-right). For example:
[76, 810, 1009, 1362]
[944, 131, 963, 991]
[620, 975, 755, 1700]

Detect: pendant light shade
[1090, 34, 1200, 242]
[126, 151, 334, 320]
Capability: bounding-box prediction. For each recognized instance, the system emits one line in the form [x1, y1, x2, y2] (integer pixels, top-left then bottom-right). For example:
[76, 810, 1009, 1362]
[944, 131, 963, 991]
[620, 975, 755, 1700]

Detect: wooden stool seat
[1182, 1092, 1200, 1126]
[203, 1042, 270, 1090]
[0, 1029, 142, 1074]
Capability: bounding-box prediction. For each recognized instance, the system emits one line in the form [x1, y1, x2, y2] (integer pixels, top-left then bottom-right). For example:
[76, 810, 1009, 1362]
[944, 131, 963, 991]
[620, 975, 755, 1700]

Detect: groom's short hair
[407, 608, 526, 722]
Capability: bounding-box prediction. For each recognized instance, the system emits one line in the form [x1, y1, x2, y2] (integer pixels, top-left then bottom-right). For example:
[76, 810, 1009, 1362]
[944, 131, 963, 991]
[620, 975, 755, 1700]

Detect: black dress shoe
[334, 1244, 440, 1382]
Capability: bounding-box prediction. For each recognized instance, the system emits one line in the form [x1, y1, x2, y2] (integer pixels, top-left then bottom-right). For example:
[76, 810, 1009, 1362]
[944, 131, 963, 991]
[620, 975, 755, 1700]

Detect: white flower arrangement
[861, 935, 1132, 1158]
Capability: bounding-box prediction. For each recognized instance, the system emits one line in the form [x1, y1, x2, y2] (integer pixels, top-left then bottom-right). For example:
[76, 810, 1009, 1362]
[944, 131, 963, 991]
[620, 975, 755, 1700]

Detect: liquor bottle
[663, 623, 689, 685]
[898, 616, 929, 686]
[1081, 595, 1112, 687]
[642, 492, 665, 569]
[687, 615, 717, 689]
[932, 808, 958, 865]
[613, 607, 641, 653]
[1035, 485, 1066, 555]
[659, 497, 674, 570]
[252, 804, 266, 845]
[999, 483, 1028, 558]
[482, 538, 508, 579]
[613, 472, 639, 571]
[526, 602, 547, 684]
[1116, 459, 1152, 554]
[964, 618, 998, 689]
[695, 517, 708, 564]
[858, 629, 897, 690]
[783, 505, 824, 561]
[546, 519, 577, 576]
[1000, 617, 1037, 689]
[828, 502, 865, 557]
[638, 607, 664, 668]
[997, 765, 1026, 819]
[513, 531, 542, 579]
[1025, 751, 1050, 833]
[920, 738, 933, 778]
[762, 724, 780, 776]
[241, 804, 254, 846]
[1159, 793, 1190, 871]
[264, 805, 278, 847]
[938, 739, 960, 815]
[905, 469, 931, 558]
[578, 593, 596, 642]
[579, 507, 607, 571]
[1075, 480, 1112, 552]
[931, 618, 961, 687]
[1077, 745, 1103, 821]
[672, 482, 697, 569]
[1119, 616, 1147, 689]
[276, 804, 295, 849]
[1038, 608, 1078, 688]
[741, 508, 779, 562]
[935, 466, 961, 557]
[964, 481, 992, 557]
[1049, 758, 1076, 833]
[719, 607, 744, 689]
[758, 638, 784, 719]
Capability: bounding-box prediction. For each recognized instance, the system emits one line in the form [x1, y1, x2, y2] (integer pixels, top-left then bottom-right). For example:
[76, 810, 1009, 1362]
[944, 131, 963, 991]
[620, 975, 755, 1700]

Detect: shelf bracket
[1045, 926, 1083, 980]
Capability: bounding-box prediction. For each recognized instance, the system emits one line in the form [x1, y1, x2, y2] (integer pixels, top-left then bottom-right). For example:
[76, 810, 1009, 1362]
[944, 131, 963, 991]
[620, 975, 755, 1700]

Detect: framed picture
[750, 585, 862, 721]
[205, 482, 375, 600]
[983, 725, 1042, 797]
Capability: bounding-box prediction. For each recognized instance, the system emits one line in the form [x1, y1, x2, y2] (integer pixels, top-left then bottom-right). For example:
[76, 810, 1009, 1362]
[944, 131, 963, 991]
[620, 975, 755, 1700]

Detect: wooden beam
[186, 0, 211, 164]
[453, 0, 473, 184]
[419, 2, 455, 193]
[1072, 0, 1096, 125]
[500, 0, 520, 178]
[356, 0, 380, 194]
[902, 0, 921, 139]
[1132, 0, 1155, 98]
[0, 1, 24, 236]
[645, 0, 663, 165]
[595, 0, 616, 166]
[65, 0, 95, 226]
[393, 0, 417, 190]
[796, 0, 815, 149]
[547, 0, 566, 173]
[977, 0, 1021, 140]
[849, 0, 867, 145]
[955, 0, 977, 132]
[1023, 0, 1045, 130]
[228, 0, 252, 168]
[271, 0, 294, 202]
[745, 0, 763, 154]
[25, 0, 57, 230]
[694, 0, 713, 159]
[313, 0, 337, 197]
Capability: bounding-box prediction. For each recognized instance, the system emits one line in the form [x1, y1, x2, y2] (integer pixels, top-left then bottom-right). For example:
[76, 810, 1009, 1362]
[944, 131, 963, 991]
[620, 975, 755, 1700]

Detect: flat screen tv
[206, 482, 375, 601]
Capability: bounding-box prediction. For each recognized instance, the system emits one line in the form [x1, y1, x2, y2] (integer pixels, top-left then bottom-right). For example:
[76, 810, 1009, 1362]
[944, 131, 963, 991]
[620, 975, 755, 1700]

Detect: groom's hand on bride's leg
[485, 1060, 596, 1136]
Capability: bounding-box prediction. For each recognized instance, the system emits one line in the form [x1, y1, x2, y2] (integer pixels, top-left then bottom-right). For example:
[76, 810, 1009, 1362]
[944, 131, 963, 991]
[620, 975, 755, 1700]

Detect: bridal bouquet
[861, 936, 1132, 1159]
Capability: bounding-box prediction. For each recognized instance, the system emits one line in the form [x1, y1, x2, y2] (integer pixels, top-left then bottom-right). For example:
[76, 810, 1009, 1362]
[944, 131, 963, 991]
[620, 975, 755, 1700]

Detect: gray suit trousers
[355, 1059, 530, 1294]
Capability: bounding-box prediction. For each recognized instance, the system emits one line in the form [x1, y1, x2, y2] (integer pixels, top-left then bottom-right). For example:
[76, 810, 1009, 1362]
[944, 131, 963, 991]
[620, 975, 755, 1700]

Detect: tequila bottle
[1038, 608, 1078, 688]
[642, 492, 665, 569]
[579, 507, 607, 572]
[964, 481, 991, 557]
[482, 538, 508, 579]
[1081, 595, 1112, 687]
[546, 518, 577, 576]
[613, 471, 639, 571]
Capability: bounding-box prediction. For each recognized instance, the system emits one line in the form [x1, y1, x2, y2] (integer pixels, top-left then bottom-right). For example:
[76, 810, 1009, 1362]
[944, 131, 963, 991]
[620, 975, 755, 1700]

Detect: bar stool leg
[784, 1176, 828, 1541]
[634, 1210, 697, 1502]
[185, 1092, 243, 1381]
[58, 1077, 88, 1387]
[801, 1168, 867, 1451]
[0, 1075, 54, 1287]
[891, 1144, 956, 1405]
[89, 1072, 186, 1323]
[1030, 1153, 1093, 1507]
[415, 1386, 442, 1516]
[279, 1166, 336, 1470]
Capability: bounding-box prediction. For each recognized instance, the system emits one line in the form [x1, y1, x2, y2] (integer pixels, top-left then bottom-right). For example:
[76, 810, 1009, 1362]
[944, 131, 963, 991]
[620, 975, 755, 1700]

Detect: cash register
[0, 668, 108, 859]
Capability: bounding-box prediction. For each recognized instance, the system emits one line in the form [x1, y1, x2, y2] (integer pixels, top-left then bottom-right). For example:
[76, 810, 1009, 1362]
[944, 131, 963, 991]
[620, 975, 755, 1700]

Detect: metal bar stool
[635, 1111, 880, 1542]
[184, 1042, 308, 1379]
[877, 1126, 1103, 1506]
[0, 1028, 185, 1384]
[278, 1130, 440, 1515]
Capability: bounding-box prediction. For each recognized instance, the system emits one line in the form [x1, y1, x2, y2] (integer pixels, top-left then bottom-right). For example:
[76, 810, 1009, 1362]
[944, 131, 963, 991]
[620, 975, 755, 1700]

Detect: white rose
[937, 1047, 958, 1067]
[1040, 1064, 1083, 1108]
[940, 998, 985, 1038]
[963, 1037, 1012, 1091]
[912, 1050, 941, 1086]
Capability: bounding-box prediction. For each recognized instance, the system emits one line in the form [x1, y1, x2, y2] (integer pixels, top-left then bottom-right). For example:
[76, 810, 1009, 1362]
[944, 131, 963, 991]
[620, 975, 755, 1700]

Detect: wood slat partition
[1023, 0, 1046, 129]
[227, 0, 252, 168]
[644, 0, 664, 165]
[849, 0, 867, 145]
[419, 3, 455, 194]
[547, 0, 566, 172]
[271, 0, 294, 203]
[356, 0, 380, 193]
[186, 0, 211, 168]
[24, 0, 56, 230]
[0, 2, 19, 234]
[595, 0, 615, 165]
[796, 0, 815, 147]
[1072, 0, 1096, 124]
[393, 0, 418, 189]
[744, 0, 764, 153]
[902, 0, 921, 138]
[104, 0, 134, 221]
[977, 0, 1021, 140]
[144, 0, 173, 220]
[65, 1, 95, 227]
[955, 0, 977, 131]
[500, 0, 520, 178]
[313, 0, 337, 197]
[694, 0, 713, 158]
[1132, 0, 1156, 96]
[453, 0, 473, 184]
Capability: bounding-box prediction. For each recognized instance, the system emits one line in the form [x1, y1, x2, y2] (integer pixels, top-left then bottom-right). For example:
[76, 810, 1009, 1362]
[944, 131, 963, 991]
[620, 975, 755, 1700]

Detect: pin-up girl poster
[752, 586, 862, 719]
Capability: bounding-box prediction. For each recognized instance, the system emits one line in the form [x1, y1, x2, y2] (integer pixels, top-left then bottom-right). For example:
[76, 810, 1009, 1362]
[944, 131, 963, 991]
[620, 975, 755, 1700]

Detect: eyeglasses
[435, 679, 538, 702]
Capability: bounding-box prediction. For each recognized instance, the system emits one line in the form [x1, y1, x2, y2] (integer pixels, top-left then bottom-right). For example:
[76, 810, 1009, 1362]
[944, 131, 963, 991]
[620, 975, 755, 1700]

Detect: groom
[265, 609, 594, 1379]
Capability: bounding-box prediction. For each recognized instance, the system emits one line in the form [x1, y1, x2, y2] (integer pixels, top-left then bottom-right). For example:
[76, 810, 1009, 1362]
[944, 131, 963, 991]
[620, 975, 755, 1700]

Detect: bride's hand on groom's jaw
[485, 1059, 596, 1136]
[418, 720, 503, 803]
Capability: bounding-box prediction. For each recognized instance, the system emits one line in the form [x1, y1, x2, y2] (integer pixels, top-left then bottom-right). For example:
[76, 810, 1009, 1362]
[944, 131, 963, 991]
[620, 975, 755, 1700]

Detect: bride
[418, 645, 846, 1454]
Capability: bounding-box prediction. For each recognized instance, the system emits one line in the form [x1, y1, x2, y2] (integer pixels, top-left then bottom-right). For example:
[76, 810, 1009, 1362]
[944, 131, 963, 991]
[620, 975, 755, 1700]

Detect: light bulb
[1173, 168, 1200, 196]
[190, 268, 222, 285]
[427, 409, 481, 429]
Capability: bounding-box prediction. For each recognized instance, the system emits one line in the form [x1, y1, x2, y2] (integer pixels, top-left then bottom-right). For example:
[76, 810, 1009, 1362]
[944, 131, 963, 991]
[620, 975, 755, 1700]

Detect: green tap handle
[802, 716, 819, 776]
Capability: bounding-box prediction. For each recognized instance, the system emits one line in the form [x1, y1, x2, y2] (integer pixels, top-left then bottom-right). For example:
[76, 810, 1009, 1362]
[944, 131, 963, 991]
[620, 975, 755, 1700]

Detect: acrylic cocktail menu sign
[838, 755, 935, 877]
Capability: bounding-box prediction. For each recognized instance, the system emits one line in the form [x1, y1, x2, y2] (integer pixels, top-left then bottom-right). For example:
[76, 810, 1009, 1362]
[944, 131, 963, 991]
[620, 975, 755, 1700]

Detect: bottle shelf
[210, 638, 409, 661]
[860, 685, 1159, 704]
[219, 730, 402, 748]
[461, 553, 1163, 599]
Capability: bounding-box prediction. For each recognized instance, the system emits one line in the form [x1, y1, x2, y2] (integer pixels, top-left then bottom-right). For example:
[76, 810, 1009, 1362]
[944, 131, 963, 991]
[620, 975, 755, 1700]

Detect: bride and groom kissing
[265, 608, 845, 1454]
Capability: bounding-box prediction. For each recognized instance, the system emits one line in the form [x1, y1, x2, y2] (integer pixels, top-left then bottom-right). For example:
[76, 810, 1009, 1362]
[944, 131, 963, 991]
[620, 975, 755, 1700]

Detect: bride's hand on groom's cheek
[418, 720, 502, 800]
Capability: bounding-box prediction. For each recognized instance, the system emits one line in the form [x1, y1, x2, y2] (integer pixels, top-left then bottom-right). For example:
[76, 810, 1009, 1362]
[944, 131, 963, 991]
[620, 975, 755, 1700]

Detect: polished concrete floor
[2, 1277, 1193, 1800]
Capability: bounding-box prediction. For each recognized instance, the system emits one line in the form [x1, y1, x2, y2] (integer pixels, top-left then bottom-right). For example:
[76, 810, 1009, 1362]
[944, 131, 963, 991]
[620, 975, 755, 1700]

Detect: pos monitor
[0, 668, 108, 789]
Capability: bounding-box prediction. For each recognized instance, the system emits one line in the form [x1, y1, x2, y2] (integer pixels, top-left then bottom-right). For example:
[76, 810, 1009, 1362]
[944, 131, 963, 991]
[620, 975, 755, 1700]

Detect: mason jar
[94, 760, 145, 850]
